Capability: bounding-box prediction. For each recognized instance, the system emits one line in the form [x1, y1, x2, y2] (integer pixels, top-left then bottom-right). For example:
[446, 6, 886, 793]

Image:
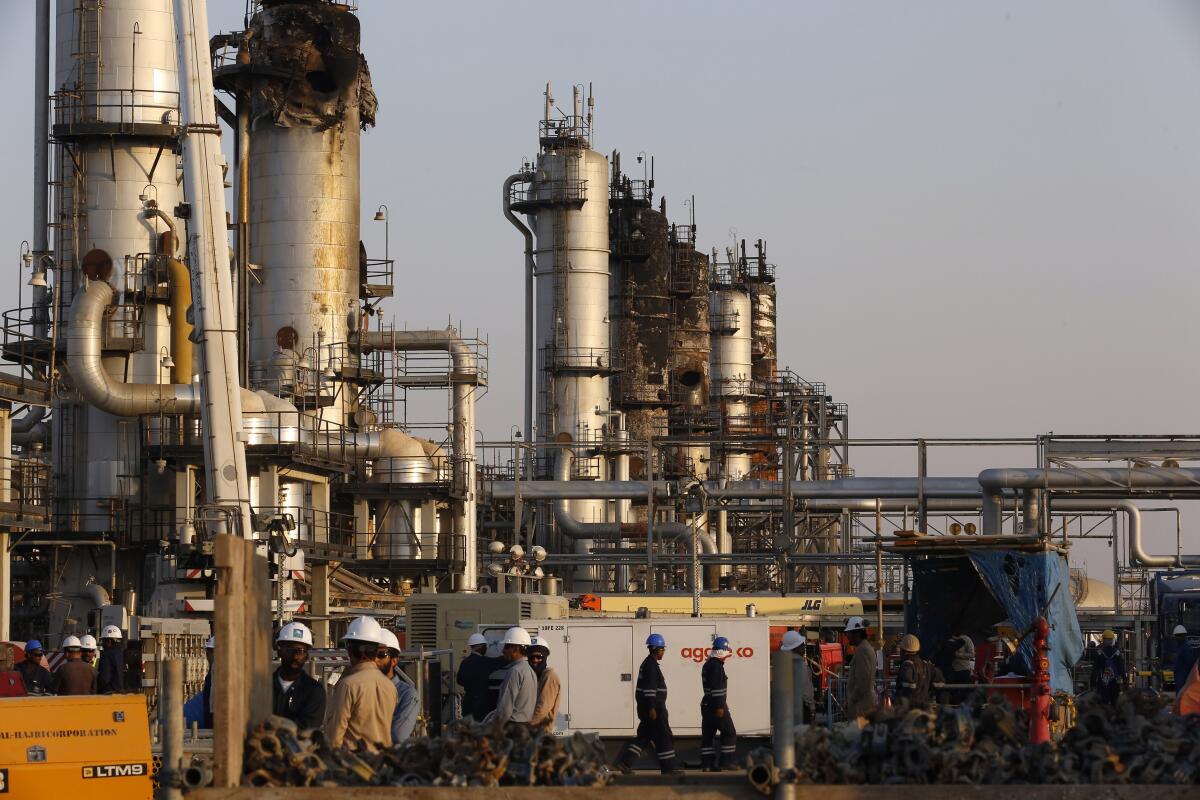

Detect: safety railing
[1, 306, 54, 377]
[611, 179, 652, 204]
[252, 505, 356, 548]
[52, 88, 180, 134]
[546, 346, 619, 373]
[146, 410, 373, 467]
[0, 456, 52, 515]
[709, 310, 742, 333]
[356, 529, 466, 565]
[508, 178, 589, 210]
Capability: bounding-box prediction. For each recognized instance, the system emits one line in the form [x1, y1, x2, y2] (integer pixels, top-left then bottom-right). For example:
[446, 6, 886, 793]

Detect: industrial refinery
[2, 0, 1200, 796]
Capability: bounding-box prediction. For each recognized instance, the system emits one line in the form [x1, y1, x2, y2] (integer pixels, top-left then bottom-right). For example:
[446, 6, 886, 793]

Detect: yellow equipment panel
[0, 694, 152, 799]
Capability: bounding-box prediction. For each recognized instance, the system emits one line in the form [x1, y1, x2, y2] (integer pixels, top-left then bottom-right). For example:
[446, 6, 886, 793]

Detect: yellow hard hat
[1102, 629, 1116, 641]
[899, 634, 920, 653]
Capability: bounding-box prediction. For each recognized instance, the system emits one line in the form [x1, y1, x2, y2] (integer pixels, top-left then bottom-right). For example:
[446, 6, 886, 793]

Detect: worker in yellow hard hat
[1089, 629, 1125, 705]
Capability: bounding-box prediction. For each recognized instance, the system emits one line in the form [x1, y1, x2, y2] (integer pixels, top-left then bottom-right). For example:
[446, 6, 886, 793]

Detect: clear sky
[2, 1, 1199, 583]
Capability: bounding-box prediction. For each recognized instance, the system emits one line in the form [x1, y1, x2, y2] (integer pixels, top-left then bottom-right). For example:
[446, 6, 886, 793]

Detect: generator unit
[406, 593, 568, 669]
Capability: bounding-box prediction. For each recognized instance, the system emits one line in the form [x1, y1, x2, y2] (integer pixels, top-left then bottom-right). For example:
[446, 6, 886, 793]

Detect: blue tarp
[967, 550, 1083, 694]
[905, 549, 1083, 694]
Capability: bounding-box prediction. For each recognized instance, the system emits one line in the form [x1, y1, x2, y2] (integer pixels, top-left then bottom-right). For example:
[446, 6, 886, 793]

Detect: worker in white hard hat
[527, 637, 561, 730]
[457, 632, 505, 721]
[780, 630, 815, 728]
[80, 634, 99, 668]
[272, 622, 326, 729]
[1171, 624, 1199, 691]
[843, 616, 878, 721]
[324, 616, 397, 750]
[97, 624, 127, 694]
[893, 634, 944, 710]
[376, 628, 419, 742]
[487, 626, 538, 730]
[52, 635, 97, 695]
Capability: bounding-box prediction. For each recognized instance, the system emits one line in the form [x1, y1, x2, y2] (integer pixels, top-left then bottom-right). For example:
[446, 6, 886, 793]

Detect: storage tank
[667, 225, 711, 481]
[512, 85, 613, 585]
[51, 0, 184, 523]
[241, 0, 376, 425]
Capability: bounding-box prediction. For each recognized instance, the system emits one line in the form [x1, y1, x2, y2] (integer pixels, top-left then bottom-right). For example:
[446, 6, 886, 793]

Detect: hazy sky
[3, 1, 1199, 582]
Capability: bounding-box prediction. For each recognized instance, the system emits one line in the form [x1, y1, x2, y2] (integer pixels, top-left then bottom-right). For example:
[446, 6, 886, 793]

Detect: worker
[324, 616, 397, 750]
[528, 636, 561, 730]
[97, 625, 127, 694]
[780, 630, 815, 727]
[80, 634, 98, 668]
[457, 632, 505, 721]
[1171, 624, 1199, 690]
[377, 628, 419, 742]
[16, 639, 52, 695]
[942, 630, 976, 702]
[843, 616, 878, 721]
[615, 633, 678, 775]
[272, 622, 326, 730]
[52, 635, 97, 695]
[200, 635, 215, 727]
[489, 626, 538, 731]
[1090, 629, 1126, 706]
[893, 634, 944, 709]
[700, 636, 737, 772]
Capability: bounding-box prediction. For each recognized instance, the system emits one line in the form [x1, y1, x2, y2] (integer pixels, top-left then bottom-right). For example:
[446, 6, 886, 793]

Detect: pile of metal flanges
[748, 690, 1200, 790]
[241, 715, 612, 788]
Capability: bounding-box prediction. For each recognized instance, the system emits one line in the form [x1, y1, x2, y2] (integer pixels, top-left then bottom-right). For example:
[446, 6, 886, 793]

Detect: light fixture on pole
[373, 204, 389, 263]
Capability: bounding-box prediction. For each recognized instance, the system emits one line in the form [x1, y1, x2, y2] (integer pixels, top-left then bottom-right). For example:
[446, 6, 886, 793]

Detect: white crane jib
[173, 0, 253, 536]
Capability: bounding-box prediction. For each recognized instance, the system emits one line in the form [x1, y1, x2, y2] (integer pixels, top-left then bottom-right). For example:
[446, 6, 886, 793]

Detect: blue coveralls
[700, 655, 737, 770]
[617, 653, 676, 773]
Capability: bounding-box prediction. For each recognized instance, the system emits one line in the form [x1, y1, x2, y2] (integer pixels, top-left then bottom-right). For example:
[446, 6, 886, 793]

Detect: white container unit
[475, 616, 771, 737]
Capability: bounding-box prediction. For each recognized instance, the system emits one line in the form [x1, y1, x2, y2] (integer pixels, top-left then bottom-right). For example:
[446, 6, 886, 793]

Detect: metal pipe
[487, 476, 984, 500]
[552, 449, 716, 553]
[144, 207, 180, 252]
[68, 281, 200, 415]
[359, 329, 477, 590]
[11, 406, 47, 447]
[31, 0, 51, 338]
[503, 171, 535, 477]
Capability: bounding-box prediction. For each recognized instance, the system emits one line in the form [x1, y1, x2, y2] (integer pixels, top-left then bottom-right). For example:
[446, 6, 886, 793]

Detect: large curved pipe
[553, 448, 716, 553]
[503, 171, 535, 474]
[68, 280, 200, 415]
[12, 406, 47, 446]
[358, 328, 478, 590]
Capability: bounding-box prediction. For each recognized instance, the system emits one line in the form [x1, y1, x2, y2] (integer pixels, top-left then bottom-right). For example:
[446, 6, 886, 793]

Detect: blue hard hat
[712, 636, 731, 651]
[25, 640, 43, 652]
[646, 633, 666, 648]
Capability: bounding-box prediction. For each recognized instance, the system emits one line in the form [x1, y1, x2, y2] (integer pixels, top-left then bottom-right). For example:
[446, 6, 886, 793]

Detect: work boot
[614, 761, 633, 776]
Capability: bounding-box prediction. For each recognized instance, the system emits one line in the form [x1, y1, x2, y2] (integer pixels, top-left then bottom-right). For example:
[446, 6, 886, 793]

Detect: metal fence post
[771, 650, 795, 800]
[158, 658, 183, 800]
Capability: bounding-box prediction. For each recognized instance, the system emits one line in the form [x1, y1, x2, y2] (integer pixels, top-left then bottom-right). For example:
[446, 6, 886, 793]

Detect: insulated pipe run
[12, 406, 46, 436]
[553, 448, 717, 553]
[68, 281, 200, 415]
[358, 329, 478, 590]
[487, 476, 984, 500]
[977, 467, 1200, 534]
[503, 171, 535, 475]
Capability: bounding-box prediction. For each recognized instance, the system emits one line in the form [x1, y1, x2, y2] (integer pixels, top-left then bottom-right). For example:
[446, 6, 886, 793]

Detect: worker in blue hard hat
[700, 636, 738, 772]
[16, 640, 52, 695]
[615, 632, 679, 775]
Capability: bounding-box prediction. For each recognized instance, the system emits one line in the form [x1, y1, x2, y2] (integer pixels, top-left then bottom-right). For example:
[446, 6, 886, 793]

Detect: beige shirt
[324, 661, 398, 750]
[846, 640, 878, 719]
[531, 667, 561, 728]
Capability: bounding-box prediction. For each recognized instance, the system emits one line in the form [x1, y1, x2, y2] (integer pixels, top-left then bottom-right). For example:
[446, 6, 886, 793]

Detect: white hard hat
[62, 635, 82, 649]
[378, 628, 401, 654]
[1173, 624, 1189, 636]
[529, 637, 550, 655]
[467, 633, 488, 647]
[101, 625, 123, 640]
[80, 635, 98, 650]
[204, 636, 216, 649]
[342, 615, 385, 645]
[501, 626, 532, 647]
[844, 616, 867, 633]
[277, 622, 314, 647]
[781, 630, 805, 651]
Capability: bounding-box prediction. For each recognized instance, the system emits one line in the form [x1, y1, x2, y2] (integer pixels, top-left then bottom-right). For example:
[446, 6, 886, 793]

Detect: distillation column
[240, 0, 377, 426]
[515, 85, 613, 588]
[51, 0, 185, 530]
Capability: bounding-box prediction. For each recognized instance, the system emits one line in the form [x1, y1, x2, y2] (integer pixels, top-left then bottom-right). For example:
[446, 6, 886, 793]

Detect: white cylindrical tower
[240, 1, 376, 425]
[52, 0, 184, 522]
[515, 85, 613, 584]
[710, 255, 754, 484]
